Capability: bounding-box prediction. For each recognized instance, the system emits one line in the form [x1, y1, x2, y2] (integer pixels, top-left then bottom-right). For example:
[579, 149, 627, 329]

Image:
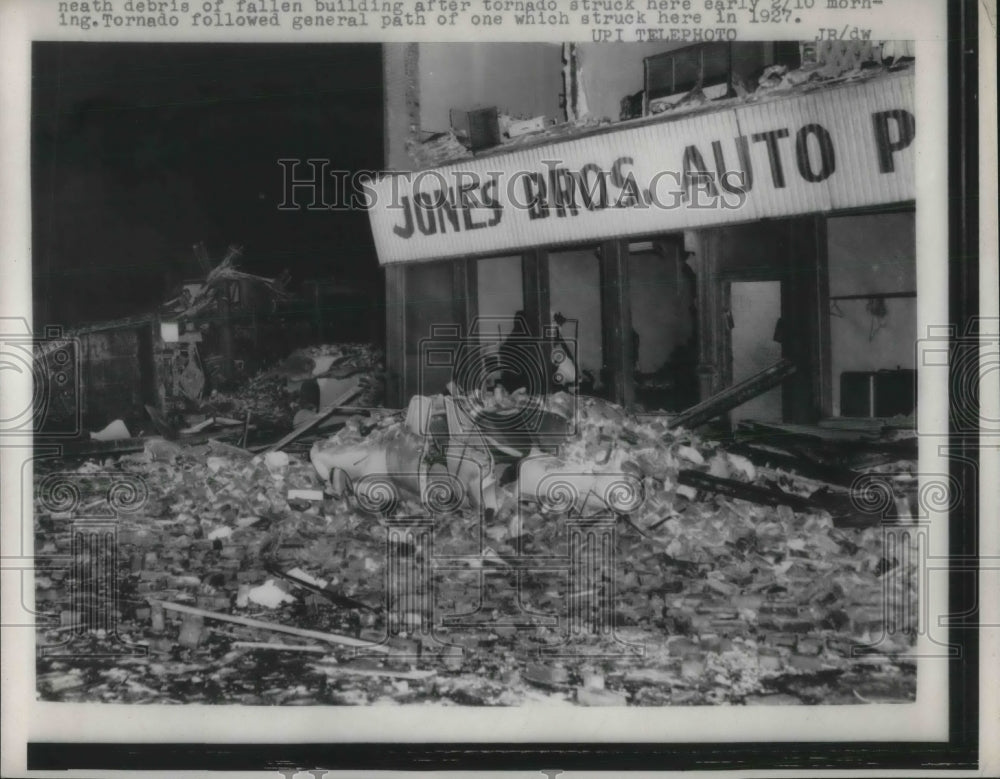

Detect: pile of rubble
[198, 373, 295, 430]
[35, 390, 917, 706]
[202, 343, 384, 433]
[408, 47, 913, 170]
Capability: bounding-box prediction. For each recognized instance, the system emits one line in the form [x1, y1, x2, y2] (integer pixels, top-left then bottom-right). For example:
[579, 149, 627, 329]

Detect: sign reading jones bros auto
[367, 71, 914, 265]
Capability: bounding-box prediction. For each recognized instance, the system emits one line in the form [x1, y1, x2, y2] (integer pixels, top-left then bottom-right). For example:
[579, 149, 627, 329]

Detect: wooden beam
[232, 641, 327, 654]
[677, 469, 822, 513]
[262, 383, 362, 453]
[151, 599, 389, 653]
[667, 358, 796, 430]
[599, 240, 635, 407]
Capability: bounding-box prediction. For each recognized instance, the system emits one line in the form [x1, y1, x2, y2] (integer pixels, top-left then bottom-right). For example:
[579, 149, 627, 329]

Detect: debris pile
[35, 389, 917, 706]
[273, 343, 385, 407]
[160, 247, 291, 321]
[200, 373, 295, 430]
[407, 49, 913, 169]
[194, 344, 384, 437]
[406, 130, 473, 168]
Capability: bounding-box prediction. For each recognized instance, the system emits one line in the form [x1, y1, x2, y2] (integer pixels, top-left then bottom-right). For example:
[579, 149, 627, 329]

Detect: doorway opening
[726, 280, 783, 424]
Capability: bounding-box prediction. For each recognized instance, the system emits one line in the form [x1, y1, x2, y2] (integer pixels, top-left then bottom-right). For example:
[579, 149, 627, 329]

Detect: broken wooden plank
[265, 565, 380, 613]
[725, 442, 858, 488]
[675, 470, 875, 526]
[178, 416, 249, 435]
[667, 359, 797, 430]
[287, 489, 325, 502]
[258, 383, 363, 453]
[149, 598, 389, 653]
[336, 406, 402, 415]
[738, 421, 918, 465]
[677, 470, 818, 512]
[739, 420, 882, 442]
[239, 410, 252, 448]
[817, 417, 888, 433]
[179, 417, 215, 435]
[232, 641, 328, 653]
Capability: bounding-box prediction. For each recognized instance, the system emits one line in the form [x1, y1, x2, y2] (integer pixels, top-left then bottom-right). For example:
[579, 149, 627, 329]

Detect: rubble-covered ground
[35, 395, 916, 706]
[195, 343, 384, 432]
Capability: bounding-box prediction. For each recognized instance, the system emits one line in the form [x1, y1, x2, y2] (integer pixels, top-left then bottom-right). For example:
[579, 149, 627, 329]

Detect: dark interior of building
[31, 42, 384, 335]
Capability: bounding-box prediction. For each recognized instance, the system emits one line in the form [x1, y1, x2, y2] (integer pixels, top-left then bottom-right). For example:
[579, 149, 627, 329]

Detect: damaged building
[31, 40, 922, 707]
[377, 40, 916, 424]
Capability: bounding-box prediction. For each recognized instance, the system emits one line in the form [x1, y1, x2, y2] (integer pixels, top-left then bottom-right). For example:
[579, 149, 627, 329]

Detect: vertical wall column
[521, 248, 550, 339]
[384, 264, 406, 409]
[382, 42, 418, 408]
[452, 258, 479, 390]
[599, 240, 635, 407]
[453, 258, 477, 334]
[382, 43, 421, 172]
[811, 216, 833, 418]
[783, 216, 827, 422]
[693, 230, 723, 401]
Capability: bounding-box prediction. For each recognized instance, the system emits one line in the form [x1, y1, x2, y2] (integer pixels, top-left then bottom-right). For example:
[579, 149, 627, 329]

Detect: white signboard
[367, 71, 914, 265]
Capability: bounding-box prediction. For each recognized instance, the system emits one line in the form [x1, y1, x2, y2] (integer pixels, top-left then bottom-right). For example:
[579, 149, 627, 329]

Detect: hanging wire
[866, 296, 889, 341]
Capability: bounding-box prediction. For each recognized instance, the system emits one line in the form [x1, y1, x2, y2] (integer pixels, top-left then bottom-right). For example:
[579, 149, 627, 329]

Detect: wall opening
[547, 247, 604, 396]
[728, 280, 784, 424]
[826, 211, 916, 417]
[628, 239, 697, 412]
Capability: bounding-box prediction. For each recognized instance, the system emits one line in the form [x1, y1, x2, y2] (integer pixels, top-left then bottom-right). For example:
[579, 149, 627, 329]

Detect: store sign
[367, 72, 914, 265]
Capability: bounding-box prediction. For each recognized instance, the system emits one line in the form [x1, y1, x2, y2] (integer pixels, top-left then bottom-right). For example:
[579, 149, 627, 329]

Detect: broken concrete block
[668, 637, 698, 656]
[796, 637, 824, 656]
[789, 654, 824, 672]
[523, 663, 570, 689]
[145, 438, 183, 464]
[757, 650, 783, 672]
[150, 603, 165, 632]
[680, 657, 706, 680]
[178, 615, 204, 648]
[441, 645, 464, 672]
[248, 580, 295, 608]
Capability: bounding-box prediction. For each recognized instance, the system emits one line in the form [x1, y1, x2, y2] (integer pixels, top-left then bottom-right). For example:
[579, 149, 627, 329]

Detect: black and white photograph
[0, 0, 993, 775]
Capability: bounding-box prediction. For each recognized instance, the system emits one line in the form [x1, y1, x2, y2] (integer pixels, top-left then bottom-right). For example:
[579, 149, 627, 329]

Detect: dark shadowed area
[31, 42, 384, 329]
